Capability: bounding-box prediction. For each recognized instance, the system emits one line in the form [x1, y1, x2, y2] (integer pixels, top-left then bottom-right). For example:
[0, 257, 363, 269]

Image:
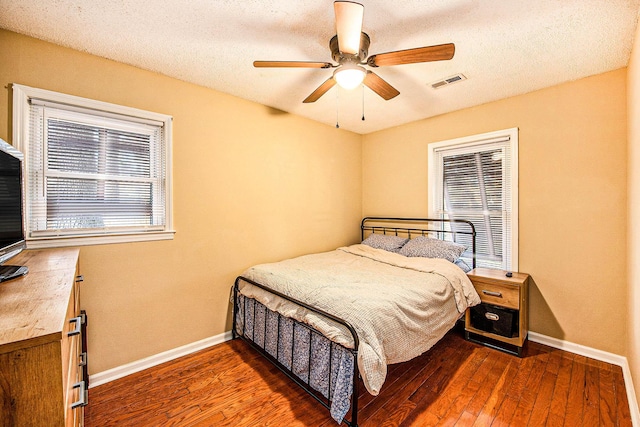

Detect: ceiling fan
[253, 1, 455, 103]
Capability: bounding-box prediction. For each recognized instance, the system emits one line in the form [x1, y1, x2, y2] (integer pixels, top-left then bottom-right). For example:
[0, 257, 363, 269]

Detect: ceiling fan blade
[303, 77, 337, 103]
[363, 71, 400, 100]
[367, 43, 455, 67]
[334, 1, 364, 55]
[254, 61, 333, 68]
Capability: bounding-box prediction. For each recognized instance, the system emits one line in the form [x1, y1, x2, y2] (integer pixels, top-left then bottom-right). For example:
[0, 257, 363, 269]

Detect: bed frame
[232, 217, 476, 427]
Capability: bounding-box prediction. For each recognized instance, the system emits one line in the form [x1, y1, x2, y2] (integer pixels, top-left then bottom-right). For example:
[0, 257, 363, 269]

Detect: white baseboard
[529, 331, 640, 427]
[89, 331, 233, 388]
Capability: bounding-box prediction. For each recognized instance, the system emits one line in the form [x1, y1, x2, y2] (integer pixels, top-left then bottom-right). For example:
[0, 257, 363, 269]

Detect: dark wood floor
[85, 328, 632, 426]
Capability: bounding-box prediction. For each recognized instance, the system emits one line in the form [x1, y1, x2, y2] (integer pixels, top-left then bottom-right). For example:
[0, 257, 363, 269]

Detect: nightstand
[465, 268, 529, 356]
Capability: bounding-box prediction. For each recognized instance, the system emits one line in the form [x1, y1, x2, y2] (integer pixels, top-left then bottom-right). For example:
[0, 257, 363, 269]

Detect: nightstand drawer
[469, 304, 519, 338]
[472, 281, 519, 309]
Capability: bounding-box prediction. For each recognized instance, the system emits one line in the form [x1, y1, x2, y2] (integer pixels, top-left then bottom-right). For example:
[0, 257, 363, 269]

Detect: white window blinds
[23, 95, 170, 242]
[429, 129, 518, 270]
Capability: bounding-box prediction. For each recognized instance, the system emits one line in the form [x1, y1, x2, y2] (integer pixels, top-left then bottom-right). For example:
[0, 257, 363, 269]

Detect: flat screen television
[0, 138, 28, 282]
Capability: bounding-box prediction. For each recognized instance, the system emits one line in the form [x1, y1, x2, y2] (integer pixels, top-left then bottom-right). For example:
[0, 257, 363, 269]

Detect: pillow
[454, 258, 472, 273]
[399, 236, 466, 263]
[361, 233, 409, 252]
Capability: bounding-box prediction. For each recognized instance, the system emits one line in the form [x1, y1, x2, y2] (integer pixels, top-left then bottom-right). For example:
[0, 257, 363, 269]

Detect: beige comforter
[238, 244, 480, 395]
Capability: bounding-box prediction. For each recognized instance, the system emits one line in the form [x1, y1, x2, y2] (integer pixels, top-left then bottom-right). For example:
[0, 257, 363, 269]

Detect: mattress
[237, 243, 481, 397]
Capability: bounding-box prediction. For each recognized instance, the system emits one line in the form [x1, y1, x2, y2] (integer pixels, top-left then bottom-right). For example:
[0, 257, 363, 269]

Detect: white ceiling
[1, 0, 639, 134]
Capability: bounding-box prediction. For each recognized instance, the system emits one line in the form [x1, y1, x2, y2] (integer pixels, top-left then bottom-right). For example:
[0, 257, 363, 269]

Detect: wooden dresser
[0, 248, 86, 427]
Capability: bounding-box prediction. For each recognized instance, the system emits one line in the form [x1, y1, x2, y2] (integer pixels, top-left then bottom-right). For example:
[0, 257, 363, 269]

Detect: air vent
[430, 73, 467, 89]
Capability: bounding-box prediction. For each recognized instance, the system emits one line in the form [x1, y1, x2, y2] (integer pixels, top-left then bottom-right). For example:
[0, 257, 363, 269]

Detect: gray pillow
[361, 233, 409, 252]
[399, 236, 466, 263]
[454, 258, 472, 272]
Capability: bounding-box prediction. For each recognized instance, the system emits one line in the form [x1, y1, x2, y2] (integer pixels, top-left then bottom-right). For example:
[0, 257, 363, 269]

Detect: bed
[232, 217, 481, 426]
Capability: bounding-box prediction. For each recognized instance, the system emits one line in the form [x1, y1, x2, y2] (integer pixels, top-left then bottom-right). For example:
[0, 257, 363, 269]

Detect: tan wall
[628, 17, 640, 408]
[0, 26, 632, 386]
[0, 29, 363, 373]
[363, 69, 628, 355]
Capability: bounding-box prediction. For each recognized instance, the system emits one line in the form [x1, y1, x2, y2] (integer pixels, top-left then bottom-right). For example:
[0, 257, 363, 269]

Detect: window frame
[427, 128, 518, 271]
[12, 83, 174, 248]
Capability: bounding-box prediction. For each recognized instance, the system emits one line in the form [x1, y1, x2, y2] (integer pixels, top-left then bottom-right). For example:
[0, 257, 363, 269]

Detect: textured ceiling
[1, 0, 639, 134]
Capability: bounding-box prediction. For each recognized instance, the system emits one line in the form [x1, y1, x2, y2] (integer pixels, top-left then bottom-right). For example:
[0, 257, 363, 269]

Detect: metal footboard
[233, 276, 361, 427]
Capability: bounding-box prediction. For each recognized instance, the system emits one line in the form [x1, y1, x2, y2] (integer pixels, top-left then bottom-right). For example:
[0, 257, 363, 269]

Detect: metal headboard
[361, 217, 477, 269]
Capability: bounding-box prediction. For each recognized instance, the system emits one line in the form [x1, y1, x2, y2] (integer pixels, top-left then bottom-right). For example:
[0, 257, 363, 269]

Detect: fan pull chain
[335, 89, 340, 128]
[362, 84, 365, 121]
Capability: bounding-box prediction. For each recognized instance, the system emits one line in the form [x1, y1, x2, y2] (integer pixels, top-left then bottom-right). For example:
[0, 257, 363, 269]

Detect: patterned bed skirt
[234, 293, 356, 424]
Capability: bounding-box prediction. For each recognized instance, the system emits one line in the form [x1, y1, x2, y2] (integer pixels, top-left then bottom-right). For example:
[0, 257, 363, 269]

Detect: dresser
[0, 248, 86, 427]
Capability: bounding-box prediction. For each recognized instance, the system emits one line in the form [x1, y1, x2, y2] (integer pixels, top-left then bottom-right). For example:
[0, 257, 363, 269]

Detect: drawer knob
[482, 290, 502, 298]
[75, 275, 84, 283]
[485, 312, 500, 321]
[68, 316, 82, 337]
[71, 381, 88, 408]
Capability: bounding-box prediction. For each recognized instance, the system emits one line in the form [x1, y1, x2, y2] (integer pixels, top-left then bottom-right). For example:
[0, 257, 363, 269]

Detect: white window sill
[26, 230, 176, 249]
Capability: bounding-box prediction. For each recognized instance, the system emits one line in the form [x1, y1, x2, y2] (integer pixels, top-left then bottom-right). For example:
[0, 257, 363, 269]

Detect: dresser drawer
[64, 332, 81, 427]
[65, 278, 86, 427]
[61, 289, 76, 402]
[471, 280, 519, 309]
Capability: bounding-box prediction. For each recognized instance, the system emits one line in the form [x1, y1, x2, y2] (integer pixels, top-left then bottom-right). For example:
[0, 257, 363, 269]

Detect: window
[12, 84, 174, 248]
[428, 128, 518, 270]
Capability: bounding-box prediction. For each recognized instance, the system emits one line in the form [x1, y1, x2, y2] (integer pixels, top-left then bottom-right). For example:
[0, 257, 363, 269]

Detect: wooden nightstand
[465, 268, 530, 356]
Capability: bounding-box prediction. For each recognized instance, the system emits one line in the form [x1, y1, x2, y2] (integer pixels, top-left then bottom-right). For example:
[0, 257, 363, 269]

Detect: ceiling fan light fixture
[333, 64, 366, 90]
[254, 2, 454, 103]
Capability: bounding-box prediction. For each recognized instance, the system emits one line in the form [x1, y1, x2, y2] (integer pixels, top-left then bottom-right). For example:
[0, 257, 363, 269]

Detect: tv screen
[0, 139, 26, 267]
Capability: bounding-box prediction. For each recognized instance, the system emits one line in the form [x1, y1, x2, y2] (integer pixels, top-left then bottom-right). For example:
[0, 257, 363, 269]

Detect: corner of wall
[626, 7, 640, 419]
